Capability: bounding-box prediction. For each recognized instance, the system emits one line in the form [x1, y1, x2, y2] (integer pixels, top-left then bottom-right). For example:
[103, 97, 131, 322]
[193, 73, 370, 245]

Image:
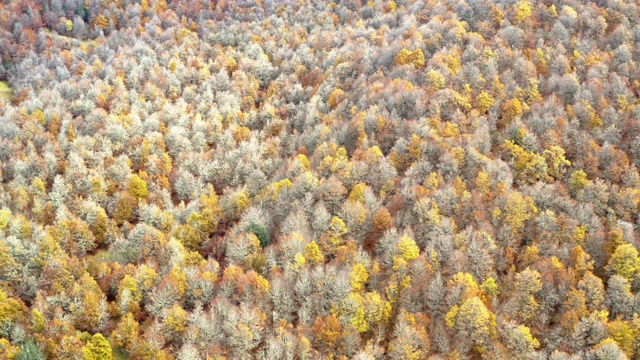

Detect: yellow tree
[543, 146, 571, 180]
[163, 304, 188, 343]
[606, 244, 640, 281]
[128, 173, 149, 200]
[500, 98, 523, 127]
[0, 289, 22, 338]
[476, 91, 494, 113]
[304, 241, 325, 265]
[498, 191, 538, 237]
[82, 333, 113, 360]
[350, 263, 369, 292]
[446, 296, 497, 353]
[502, 140, 548, 184]
[112, 312, 139, 352]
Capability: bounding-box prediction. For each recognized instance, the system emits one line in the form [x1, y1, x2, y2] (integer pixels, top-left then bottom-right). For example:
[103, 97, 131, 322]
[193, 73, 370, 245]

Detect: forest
[1, 0, 640, 359]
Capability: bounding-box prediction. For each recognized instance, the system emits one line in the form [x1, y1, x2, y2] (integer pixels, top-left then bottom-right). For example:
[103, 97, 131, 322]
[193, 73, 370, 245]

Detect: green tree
[246, 223, 270, 248]
[15, 341, 45, 360]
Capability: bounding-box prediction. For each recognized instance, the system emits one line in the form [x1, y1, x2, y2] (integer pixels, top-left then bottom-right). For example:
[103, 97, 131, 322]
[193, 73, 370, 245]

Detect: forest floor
[44, 28, 94, 47]
[0, 81, 12, 101]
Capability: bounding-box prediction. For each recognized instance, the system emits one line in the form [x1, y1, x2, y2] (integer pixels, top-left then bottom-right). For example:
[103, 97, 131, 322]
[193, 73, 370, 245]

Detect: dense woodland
[2, 0, 640, 359]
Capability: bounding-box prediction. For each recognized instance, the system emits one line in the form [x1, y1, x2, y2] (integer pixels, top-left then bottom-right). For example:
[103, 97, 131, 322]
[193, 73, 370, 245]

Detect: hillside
[1, 0, 640, 359]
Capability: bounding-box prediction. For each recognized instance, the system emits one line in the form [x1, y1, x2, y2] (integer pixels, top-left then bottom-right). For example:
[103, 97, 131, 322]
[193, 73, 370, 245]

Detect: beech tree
[0, 0, 639, 357]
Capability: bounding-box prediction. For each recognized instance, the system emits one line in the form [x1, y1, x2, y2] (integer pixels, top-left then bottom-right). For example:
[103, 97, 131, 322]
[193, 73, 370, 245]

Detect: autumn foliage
[0, 0, 639, 358]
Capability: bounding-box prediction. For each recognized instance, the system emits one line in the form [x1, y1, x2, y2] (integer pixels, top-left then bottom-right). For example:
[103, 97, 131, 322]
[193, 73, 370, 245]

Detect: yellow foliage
[0, 210, 10, 231]
[0, 290, 22, 330]
[606, 320, 635, 357]
[296, 154, 310, 170]
[569, 169, 589, 195]
[542, 146, 571, 179]
[350, 263, 369, 292]
[327, 88, 345, 109]
[503, 191, 537, 234]
[234, 188, 251, 215]
[440, 122, 460, 138]
[30, 309, 45, 333]
[226, 56, 237, 74]
[328, 216, 348, 246]
[0, 339, 19, 360]
[290, 252, 306, 272]
[304, 241, 325, 265]
[348, 183, 366, 203]
[515, 1, 532, 23]
[168, 266, 187, 297]
[32, 109, 45, 125]
[363, 291, 391, 325]
[502, 140, 548, 184]
[448, 272, 480, 299]
[476, 171, 490, 193]
[535, 48, 547, 74]
[398, 236, 419, 261]
[128, 173, 148, 200]
[384, 1, 397, 13]
[164, 304, 188, 335]
[427, 70, 445, 89]
[394, 49, 426, 69]
[501, 98, 523, 126]
[481, 278, 499, 298]
[476, 91, 494, 113]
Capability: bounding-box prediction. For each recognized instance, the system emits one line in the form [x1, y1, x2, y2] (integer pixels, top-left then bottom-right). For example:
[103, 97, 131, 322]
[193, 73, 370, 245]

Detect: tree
[112, 312, 139, 353]
[502, 140, 548, 184]
[502, 322, 540, 359]
[15, 341, 45, 360]
[476, 91, 494, 113]
[394, 49, 426, 69]
[327, 88, 345, 110]
[543, 146, 571, 179]
[587, 338, 629, 360]
[605, 275, 634, 320]
[446, 296, 497, 353]
[82, 334, 113, 360]
[0, 289, 22, 338]
[606, 320, 635, 358]
[0, 339, 19, 360]
[388, 311, 430, 360]
[606, 244, 640, 281]
[304, 241, 325, 265]
[500, 191, 538, 237]
[312, 314, 342, 354]
[163, 304, 188, 343]
[397, 235, 419, 262]
[350, 263, 369, 292]
[500, 98, 523, 127]
[569, 169, 589, 197]
[246, 222, 270, 248]
[367, 207, 392, 245]
[128, 173, 148, 200]
[515, 1, 532, 24]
